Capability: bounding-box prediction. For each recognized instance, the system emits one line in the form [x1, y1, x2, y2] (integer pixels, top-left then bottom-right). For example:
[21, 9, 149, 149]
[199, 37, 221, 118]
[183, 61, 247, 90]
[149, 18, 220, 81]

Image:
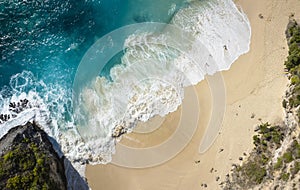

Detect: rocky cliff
[0, 122, 68, 189]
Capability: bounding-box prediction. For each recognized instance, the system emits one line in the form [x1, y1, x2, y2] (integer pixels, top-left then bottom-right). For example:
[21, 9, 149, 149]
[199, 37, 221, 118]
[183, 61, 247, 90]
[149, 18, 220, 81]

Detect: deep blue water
[0, 0, 185, 96]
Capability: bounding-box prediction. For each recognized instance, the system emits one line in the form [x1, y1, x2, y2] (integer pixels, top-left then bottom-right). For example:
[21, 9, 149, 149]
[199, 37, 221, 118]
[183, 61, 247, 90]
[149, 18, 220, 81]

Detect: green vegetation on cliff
[224, 123, 285, 189]
[1, 139, 51, 189]
[285, 21, 300, 71]
[0, 123, 67, 190]
[285, 20, 300, 112]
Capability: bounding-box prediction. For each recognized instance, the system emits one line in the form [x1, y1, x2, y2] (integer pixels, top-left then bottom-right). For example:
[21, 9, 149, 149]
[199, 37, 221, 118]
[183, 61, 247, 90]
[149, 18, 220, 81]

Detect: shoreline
[85, 0, 300, 189]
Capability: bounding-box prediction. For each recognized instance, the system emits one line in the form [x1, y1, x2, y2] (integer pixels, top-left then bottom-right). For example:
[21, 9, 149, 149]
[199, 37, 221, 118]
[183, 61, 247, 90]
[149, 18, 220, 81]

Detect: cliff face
[0, 122, 67, 190]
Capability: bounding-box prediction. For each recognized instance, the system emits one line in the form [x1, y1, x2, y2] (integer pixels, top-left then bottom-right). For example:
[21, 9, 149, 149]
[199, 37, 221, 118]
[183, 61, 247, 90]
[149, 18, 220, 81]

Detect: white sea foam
[0, 0, 251, 178]
[172, 0, 251, 72]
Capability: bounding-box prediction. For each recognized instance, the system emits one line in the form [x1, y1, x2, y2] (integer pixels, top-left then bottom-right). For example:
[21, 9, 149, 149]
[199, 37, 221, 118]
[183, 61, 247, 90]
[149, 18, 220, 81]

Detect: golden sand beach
[86, 0, 300, 189]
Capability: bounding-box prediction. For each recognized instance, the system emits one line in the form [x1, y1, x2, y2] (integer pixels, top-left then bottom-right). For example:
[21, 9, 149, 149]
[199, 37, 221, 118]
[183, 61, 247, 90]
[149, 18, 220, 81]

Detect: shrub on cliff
[285, 20, 300, 71]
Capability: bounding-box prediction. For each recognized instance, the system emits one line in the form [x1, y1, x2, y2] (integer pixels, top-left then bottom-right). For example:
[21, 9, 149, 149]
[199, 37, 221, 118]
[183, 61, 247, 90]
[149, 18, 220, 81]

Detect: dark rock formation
[0, 122, 67, 190]
[0, 99, 32, 124]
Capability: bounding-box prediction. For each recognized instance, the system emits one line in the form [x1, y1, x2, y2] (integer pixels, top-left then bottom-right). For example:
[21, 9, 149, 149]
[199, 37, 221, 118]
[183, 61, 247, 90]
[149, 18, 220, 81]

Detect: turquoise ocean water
[0, 0, 185, 91]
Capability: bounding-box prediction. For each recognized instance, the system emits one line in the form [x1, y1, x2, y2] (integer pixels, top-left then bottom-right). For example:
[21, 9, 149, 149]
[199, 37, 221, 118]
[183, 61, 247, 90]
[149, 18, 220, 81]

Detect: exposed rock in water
[112, 124, 127, 138]
[0, 122, 67, 189]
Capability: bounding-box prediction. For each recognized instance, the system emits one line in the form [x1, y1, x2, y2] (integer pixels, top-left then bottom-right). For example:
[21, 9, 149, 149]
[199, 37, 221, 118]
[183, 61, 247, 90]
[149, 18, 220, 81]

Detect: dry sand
[85, 0, 300, 189]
